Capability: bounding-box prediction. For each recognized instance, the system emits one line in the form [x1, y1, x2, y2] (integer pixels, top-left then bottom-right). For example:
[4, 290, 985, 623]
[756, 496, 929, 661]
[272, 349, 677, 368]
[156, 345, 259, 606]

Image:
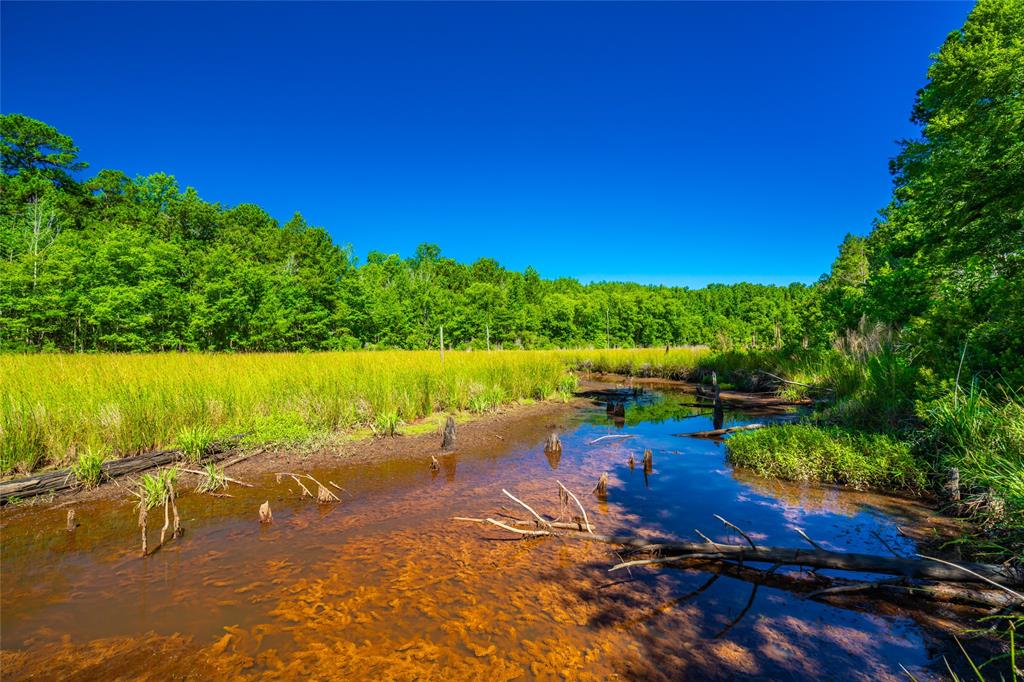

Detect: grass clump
[373, 409, 401, 437]
[727, 424, 925, 491]
[71, 448, 106, 488]
[139, 467, 179, 510]
[194, 462, 227, 494]
[176, 425, 214, 464]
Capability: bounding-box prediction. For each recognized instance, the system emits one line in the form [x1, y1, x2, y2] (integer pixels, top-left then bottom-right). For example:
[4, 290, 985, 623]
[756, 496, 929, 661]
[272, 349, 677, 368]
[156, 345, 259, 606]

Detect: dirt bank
[1, 394, 591, 513]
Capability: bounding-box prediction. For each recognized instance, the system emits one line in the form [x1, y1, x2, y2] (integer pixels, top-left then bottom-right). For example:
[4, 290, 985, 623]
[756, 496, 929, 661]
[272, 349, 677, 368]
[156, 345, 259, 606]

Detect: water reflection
[0, 386, 964, 680]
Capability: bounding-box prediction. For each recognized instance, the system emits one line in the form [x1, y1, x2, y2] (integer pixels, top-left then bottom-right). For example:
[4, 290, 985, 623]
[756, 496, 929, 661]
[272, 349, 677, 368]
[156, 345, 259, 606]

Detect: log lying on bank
[0, 435, 245, 504]
[677, 423, 765, 439]
[455, 487, 1024, 609]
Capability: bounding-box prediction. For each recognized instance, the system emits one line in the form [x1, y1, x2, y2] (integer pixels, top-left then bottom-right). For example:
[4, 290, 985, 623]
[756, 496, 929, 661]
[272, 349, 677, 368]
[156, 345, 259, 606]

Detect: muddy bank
[1, 395, 587, 512]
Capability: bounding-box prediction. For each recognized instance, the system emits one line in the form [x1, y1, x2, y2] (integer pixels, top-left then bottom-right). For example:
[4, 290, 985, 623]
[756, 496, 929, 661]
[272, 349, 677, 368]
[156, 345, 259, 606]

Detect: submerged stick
[678, 424, 764, 439]
[587, 434, 635, 445]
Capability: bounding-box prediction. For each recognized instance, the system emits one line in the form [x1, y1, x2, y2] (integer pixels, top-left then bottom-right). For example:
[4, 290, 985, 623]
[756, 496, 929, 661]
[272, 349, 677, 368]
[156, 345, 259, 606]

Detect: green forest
[0, 119, 812, 353]
[1, 0, 1021, 390]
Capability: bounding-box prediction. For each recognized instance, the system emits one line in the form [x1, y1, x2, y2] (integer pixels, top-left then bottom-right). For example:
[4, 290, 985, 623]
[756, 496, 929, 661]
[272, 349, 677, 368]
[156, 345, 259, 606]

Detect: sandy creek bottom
[1, 386, 970, 680]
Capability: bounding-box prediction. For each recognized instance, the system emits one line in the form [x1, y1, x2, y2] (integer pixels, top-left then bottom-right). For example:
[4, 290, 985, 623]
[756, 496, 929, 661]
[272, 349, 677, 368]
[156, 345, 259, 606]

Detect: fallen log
[472, 523, 1021, 587]
[0, 434, 245, 504]
[455, 487, 1024, 598]
[676, 423, 764, 439]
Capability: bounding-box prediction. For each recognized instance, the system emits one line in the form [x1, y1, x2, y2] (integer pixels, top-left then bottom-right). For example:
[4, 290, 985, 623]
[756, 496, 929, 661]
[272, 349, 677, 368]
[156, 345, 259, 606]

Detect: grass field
[0, 347, 723, 476]
[0, 350, 580, 475]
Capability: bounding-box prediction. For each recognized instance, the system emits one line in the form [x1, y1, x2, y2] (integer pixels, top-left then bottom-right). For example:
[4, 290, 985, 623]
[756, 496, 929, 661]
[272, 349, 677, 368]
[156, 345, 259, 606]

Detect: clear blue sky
[2, 1, 972, 287]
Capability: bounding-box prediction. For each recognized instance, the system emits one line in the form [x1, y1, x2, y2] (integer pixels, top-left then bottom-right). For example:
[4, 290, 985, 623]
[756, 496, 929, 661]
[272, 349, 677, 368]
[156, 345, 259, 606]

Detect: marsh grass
[918, 383, 1024, 538]
[176, 425, 214, 464]
[70, 448, 105, 488]
[194, 463, 227, 494]
[139, 467, 179, 510]
[727, 424, 926, 491]
[0, 350, 569, 474]
[373, 410, 401, 437]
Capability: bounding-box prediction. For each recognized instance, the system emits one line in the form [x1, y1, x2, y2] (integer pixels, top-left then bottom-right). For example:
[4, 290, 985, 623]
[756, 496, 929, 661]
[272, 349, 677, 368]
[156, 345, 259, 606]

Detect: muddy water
[1, 387, 962, 680]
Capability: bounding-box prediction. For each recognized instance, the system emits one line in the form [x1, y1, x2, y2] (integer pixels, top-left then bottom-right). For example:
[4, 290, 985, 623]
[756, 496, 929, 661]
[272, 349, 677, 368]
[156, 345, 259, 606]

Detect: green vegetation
[373, 409, 401, 438]
[0, 350, 568, 474]
[0, 112, 812, 354]
[70, 448, 105, 488]
[138, 467, 178, 510]
[727, 425, 925, 491]
[194, 463, 227, 494]
[176, 425, 214, 464]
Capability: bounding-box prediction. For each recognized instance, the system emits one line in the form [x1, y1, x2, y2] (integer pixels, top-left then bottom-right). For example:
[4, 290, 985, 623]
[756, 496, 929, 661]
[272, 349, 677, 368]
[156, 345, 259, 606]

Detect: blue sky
[2, 1, 972, 287]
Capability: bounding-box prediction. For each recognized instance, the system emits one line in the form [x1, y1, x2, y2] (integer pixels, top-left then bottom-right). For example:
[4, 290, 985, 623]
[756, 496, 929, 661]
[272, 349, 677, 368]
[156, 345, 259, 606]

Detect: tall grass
[918, 383, 1024, 540]
[727, 424, 925, 491]
[0, 350, 568, 474]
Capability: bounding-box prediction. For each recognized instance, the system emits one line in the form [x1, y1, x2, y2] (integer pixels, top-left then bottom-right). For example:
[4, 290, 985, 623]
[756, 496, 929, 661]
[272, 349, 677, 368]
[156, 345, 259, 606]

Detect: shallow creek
[1, 385, 967, 680]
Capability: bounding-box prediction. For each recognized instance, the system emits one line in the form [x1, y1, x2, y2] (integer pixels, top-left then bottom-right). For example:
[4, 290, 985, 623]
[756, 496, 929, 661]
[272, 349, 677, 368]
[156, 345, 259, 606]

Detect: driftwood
[677, 423, 764, 439]
[0, 434, 245, 504]
[455, 487, 1024, 609]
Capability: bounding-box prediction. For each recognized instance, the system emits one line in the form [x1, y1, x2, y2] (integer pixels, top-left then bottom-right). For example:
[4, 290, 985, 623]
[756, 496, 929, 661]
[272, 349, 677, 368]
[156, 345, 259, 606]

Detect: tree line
[0, 115, 815, 353]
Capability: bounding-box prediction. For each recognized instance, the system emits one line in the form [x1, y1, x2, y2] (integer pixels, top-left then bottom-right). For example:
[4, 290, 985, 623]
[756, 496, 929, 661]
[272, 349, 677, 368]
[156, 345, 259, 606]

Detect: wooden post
[441, 415, 456, 451]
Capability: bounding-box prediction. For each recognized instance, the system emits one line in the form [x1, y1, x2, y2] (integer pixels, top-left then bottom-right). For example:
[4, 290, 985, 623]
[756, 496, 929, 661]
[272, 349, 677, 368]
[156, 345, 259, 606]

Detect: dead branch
[677, 423, 764, 438]
[587, 434, 635, 445]
[556, 481, 593, 533]
[502, 489, 551, 528]
[457, 490, 1023, 592]
[276, 472, 340, 503]
[713, 514, 757, 549]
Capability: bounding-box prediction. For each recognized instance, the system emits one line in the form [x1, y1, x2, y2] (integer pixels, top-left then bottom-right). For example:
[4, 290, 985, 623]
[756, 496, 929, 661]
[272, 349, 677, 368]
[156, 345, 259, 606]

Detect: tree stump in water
[642, 449, 653, 474]
[441, 416, 457, 451]
[66, 509, 77, 533]
[628, 453, 636, 469]
[545, 432, 562, 453]
[259, 501, 273, 524]
[593, 472, 609, 499]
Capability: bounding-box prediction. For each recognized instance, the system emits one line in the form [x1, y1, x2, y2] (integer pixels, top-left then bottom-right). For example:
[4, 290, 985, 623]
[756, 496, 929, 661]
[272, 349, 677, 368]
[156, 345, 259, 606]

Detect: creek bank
[0, 395, 587, 511]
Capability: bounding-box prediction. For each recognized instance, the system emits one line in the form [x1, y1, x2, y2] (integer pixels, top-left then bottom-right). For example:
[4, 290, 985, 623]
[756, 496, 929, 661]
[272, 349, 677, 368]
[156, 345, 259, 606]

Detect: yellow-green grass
[560, 346, 712, 379]
[1, 350, 578, 475]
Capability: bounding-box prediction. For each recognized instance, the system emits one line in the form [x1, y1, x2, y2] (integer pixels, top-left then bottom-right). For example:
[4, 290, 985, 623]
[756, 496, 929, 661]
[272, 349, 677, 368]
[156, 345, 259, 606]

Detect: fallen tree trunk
[677, 423, 765, 439]
[0, 435, 244, 504]
[456, 488, 1024, 600]
[469, 522, 1021, 587]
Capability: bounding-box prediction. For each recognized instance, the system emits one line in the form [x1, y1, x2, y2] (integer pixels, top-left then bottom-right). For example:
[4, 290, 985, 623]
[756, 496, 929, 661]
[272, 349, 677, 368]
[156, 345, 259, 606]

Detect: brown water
[1, 388, 966, 680]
